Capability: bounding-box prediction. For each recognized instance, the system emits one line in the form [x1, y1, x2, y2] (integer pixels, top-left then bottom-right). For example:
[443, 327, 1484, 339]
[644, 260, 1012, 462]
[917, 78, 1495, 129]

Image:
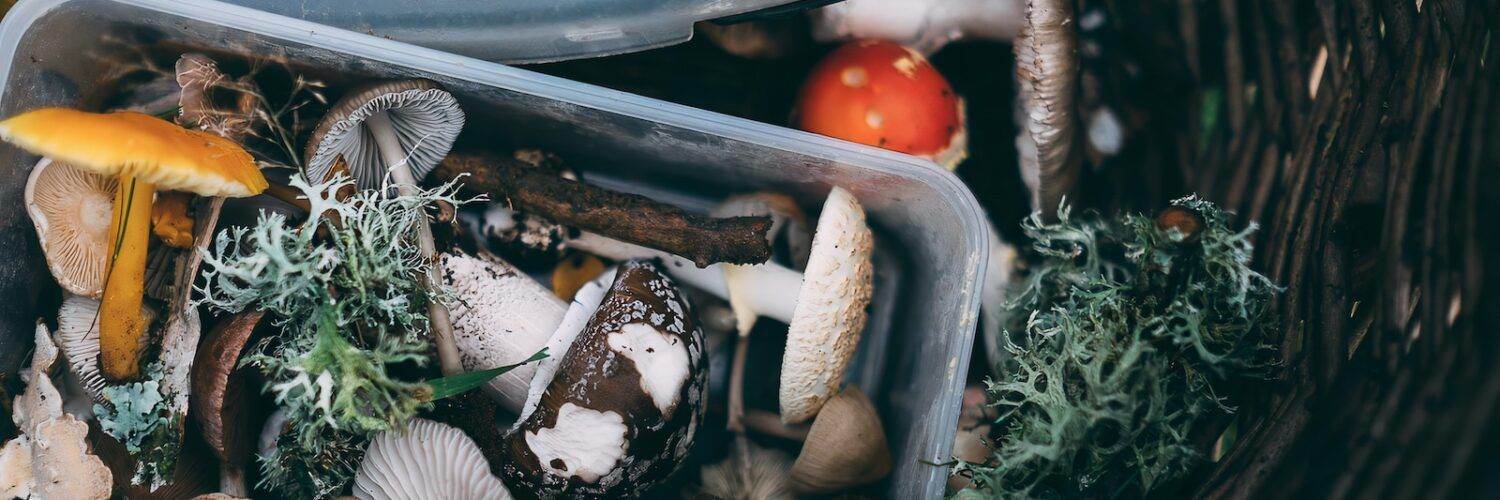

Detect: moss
[955, 197, 1279, 498]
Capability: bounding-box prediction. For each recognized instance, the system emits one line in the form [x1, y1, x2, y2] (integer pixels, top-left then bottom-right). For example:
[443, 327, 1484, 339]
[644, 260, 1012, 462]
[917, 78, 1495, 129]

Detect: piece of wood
[433, 153, 772, 267]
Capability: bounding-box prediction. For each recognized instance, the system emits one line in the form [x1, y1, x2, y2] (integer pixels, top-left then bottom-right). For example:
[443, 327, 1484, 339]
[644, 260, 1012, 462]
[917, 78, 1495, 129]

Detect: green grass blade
[426, 348, 549, 401]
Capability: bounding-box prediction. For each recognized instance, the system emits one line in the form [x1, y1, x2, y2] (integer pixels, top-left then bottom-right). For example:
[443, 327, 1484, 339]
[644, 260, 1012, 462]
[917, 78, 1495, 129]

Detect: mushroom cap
[795, 40, 968, 169]
[55, 296, 157, 403]
[353, 419, 512, 500]
[503, 261, 706, 497]
[779, 187, 875, 424]
[441, 251, 567, 413]
[0, 108, 266, 197]
[24, 158, 116, 297]
[788, 386, 892, 493]
[304, 79, 464, 190]
[190, 310, 264, 464]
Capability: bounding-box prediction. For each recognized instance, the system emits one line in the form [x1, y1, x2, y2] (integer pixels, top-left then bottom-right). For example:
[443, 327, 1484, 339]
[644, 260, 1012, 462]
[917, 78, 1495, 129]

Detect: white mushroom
[811, 0, 1026, 54]
[779, 188, 875, 424]
[305, 78, 467, 376]
[353, 419, 512, 500]
[441, 250, 567, 413]
[24, 158, 116, 298]
[503, 261, 705, 497]
[54, 295, 157, 403]
[1, 325, 112, 500]
[711, 192, 812, 336]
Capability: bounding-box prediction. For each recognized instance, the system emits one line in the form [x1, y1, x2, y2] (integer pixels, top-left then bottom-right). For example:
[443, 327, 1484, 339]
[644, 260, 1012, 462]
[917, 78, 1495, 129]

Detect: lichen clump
[956, 197, 1279, 498]
[197, 174, 464, 498]
[93, 362, 180, 489]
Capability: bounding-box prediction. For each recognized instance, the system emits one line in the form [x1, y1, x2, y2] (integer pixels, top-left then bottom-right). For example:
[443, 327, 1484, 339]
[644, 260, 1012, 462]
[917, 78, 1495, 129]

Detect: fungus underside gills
[954, 197, 1280, 498]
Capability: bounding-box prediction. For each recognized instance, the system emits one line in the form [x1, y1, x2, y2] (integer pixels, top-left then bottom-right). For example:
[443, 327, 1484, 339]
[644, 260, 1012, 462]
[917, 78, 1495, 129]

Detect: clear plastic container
[215, 0, 807, 63]
[0, 1, 988, 496]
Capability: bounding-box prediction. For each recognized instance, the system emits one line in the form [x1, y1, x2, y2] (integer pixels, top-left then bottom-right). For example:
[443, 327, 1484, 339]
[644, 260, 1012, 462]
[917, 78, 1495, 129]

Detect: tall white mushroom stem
[566, 232, 802, 323]
[365, 111, 463, 376]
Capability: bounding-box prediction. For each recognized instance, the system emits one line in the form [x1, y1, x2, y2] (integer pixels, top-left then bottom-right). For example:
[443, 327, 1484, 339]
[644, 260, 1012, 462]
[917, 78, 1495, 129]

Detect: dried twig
[433, 153, 772, 267]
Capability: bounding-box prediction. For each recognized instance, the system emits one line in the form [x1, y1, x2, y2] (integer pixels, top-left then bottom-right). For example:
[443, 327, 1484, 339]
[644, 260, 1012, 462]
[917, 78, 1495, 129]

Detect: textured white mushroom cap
[55, 295, 157, 403]
[24, 158, 117, 298]
[353, 419, 512, 500]
[779, 187, 875, 424]
[442, 251, 567, 413]
[304, 80, 465, 190]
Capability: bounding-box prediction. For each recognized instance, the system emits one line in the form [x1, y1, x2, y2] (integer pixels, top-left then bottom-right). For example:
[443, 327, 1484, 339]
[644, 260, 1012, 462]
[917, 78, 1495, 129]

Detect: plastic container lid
[216, 0, 827, 63]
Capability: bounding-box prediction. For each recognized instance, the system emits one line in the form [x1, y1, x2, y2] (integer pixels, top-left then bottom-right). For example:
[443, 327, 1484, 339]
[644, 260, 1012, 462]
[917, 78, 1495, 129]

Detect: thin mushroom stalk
[98, 176, 154, 381]
[365, 110, 463, 376]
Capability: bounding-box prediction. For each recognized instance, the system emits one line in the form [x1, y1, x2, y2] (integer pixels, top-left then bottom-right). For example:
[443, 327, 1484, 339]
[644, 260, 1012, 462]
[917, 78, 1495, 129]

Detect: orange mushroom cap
[794, 40, 968, 169]
[0, 108, 266, 197]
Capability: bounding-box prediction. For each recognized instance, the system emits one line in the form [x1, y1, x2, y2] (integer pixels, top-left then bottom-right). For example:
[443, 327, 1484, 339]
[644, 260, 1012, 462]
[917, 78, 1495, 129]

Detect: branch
[433, 153, 772, 267]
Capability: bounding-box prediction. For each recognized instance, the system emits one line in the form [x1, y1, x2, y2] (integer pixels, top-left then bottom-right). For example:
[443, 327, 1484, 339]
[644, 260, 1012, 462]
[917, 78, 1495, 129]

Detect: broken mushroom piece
[779, 187, 875, 424]
[1015, 0, 1081, 219]
[811, 0, 1025, 54]
[353, 419, 513, 500]
[2, 325, 112, 500]
[305, 79, 466, 376]
[24, 158, 116, 298]
[503, 261, 705, 496]
[0, 108, 266, 381]
[787, 386, 892, 493]
[442, 250, 567, 413]
[55, 295, 158, 403]
[795, 40, 968, 170]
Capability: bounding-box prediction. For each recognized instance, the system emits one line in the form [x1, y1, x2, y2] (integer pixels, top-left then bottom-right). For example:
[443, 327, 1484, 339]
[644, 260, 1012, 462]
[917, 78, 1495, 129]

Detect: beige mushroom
[788, 386, 892, 493]
[698, 441, 794, 500]
[24, 158, 116, 298]
[353, 419, 512, 500]
[779, 187, 875, 424]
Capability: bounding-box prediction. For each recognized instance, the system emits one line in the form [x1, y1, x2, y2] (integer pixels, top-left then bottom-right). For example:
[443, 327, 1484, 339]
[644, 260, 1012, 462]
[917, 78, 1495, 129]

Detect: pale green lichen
[197, 174, 467, 498]
[94, 363, 180, 489]
[954, 196, 1279, 498]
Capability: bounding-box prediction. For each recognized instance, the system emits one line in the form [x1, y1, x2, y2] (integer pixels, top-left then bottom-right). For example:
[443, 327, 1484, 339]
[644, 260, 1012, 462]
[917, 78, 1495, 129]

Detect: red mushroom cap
[794, 40, 968, 169]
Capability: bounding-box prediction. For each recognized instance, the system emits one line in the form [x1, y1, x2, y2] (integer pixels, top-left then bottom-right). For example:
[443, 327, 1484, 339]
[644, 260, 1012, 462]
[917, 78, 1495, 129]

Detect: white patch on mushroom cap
[607, 323, 690, 416]
[353, 419, 512, 500]
[779, 187, 876, 424]
[524, 403, 628, 484]
[442, 251, 566, 413]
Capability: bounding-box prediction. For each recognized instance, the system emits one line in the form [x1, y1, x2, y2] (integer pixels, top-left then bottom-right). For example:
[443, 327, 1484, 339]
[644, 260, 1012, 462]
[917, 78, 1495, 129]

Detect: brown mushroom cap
[502, 261, 706, 497]
[788, 386, 892, 493]
[190, 310, 265, 467]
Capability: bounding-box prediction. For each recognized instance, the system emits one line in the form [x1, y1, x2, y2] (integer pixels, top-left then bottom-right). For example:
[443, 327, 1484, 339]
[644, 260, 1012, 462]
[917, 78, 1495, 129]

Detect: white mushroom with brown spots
[502, 261, 706, 497]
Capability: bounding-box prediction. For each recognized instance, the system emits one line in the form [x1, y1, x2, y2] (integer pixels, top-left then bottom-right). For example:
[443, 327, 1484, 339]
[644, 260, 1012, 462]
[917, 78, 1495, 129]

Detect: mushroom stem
[567, 232, 801, 323]
[99, 174, 154, 381]
[726, 333, 750, 434]
[219, 463, 247, 497]
[365, 111, 464, 376]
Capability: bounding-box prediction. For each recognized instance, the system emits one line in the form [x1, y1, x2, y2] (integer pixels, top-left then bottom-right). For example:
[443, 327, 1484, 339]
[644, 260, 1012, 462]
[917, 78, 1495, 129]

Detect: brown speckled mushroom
[502, 261, 705, 497]
[779, 187, 875, 424]
[441, 250, 567, 413]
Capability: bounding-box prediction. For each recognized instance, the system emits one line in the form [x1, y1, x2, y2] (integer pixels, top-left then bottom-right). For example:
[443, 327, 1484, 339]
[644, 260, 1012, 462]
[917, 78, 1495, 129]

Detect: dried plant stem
[433, 153, 772, 267]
